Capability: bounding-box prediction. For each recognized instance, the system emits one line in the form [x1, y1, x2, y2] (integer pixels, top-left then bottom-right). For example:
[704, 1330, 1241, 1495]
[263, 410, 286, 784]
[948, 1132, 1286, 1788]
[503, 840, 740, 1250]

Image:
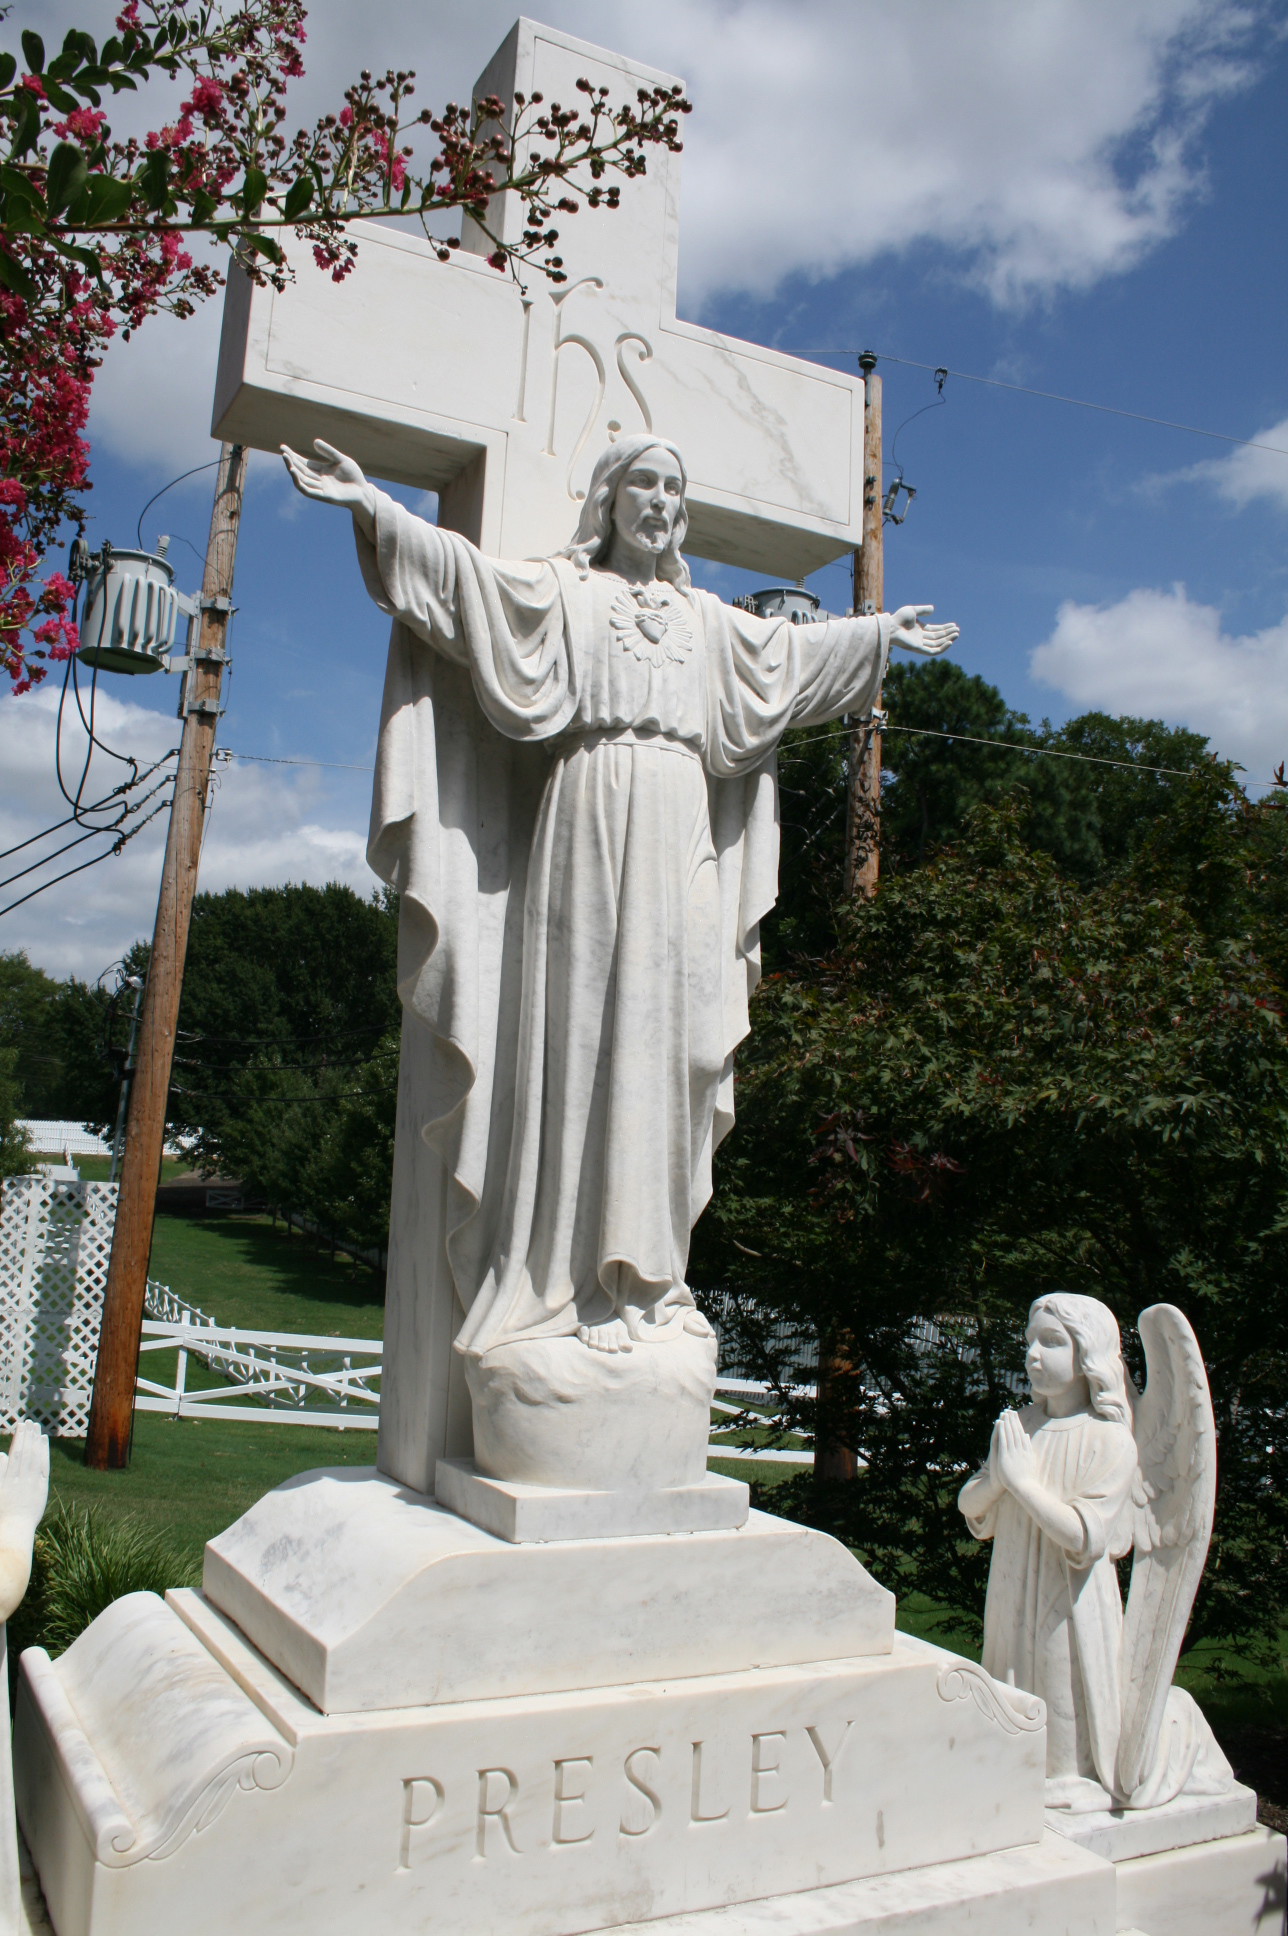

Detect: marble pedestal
[12, 1465, 1285, 1936]
[435, 1457, 749, 1543]
[1048, 1785, 1285, 1934]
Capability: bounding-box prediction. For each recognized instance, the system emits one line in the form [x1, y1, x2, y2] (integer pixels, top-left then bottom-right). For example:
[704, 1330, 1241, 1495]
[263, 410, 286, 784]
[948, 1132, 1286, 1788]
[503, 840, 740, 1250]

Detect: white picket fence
[136, 1282, 381, 1429]
[0, 1174, 382, 1435]
[0, 1173, 811, 1459]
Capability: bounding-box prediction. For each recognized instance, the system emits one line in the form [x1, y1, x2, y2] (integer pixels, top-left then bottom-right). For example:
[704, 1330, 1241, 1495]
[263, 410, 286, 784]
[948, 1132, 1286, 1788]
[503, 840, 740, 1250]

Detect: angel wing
[1116, 1304, 1216, 1800]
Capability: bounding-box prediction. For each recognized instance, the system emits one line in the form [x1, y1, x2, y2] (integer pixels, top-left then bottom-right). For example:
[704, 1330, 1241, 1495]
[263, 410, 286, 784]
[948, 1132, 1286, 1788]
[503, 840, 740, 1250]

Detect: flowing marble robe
[963, 1405, 1138, 1794]
[356, 491, 890, 1369]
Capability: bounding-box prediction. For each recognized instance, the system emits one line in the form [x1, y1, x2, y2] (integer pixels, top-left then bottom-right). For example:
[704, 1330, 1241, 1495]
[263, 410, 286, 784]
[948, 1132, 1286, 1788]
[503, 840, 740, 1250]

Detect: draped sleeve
[355, 490, 580, 741]
[696, 593, 891, 779]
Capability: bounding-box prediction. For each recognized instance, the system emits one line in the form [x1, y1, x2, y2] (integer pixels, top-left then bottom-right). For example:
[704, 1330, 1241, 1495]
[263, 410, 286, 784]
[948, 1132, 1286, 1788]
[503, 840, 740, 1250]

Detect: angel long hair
[554, 434, 692, 591]
[1028, 1292, 1134, 1426]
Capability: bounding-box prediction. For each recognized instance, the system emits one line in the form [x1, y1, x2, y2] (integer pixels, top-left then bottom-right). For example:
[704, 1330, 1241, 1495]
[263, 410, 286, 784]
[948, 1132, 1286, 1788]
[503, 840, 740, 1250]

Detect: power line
[792, 351, 1288, 459]
[220, 751, 376, 773]
[0, 793, 172, 921]
[779, 721, 1277, 782]
[135, 459, 222, 550]
[885, 725, 1197, 777]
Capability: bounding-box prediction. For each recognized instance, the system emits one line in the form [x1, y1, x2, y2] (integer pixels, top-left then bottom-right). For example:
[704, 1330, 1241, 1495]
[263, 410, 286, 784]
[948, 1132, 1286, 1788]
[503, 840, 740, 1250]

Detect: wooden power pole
[85, 442, 246, 1470]
[845, 352, 883, 899]
[817, 354, 883, 1486]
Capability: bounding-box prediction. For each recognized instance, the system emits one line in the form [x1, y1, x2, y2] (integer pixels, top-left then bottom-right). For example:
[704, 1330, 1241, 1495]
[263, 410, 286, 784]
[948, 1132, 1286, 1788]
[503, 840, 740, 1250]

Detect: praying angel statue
[283, 432, 956, 1491]
[959, 1294, 1235, 1812]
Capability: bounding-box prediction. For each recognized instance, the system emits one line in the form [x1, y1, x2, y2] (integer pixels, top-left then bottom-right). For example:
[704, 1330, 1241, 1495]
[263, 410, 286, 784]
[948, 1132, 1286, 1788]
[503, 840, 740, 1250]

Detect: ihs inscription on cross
[212, 18, 866, 579]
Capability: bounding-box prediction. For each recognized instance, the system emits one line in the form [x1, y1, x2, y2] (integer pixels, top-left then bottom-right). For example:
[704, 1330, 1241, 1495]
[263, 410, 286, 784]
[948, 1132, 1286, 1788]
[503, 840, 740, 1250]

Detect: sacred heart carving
[610, 585, 694, 669]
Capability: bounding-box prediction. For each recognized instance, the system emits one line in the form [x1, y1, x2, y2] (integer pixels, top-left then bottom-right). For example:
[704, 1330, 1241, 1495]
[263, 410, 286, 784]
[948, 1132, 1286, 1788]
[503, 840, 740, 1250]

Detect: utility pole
[817, 355, 883, 1486]
[85, 442, 245, 1470]
[844, 352, 883, 898]
[107, 974, 145, 1185]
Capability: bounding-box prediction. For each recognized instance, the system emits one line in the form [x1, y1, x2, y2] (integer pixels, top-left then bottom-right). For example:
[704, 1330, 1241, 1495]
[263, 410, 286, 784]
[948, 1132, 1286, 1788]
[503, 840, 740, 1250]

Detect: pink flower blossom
[53, 108, 107, 143]
[21, 75, 46, 100]
[186, 77, 225, 123]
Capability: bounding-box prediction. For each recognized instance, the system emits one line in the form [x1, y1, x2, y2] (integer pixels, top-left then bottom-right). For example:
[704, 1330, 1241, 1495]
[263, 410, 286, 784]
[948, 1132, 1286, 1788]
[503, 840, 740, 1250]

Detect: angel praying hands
[958, 1293, 1235, 1813]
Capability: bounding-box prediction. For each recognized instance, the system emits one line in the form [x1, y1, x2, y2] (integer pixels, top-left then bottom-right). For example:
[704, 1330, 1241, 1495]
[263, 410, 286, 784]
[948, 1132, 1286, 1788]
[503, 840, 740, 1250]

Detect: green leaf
[281, 174, 313, 221]
[47, 232, 101, 272]
[0, 53, 15, 90]
[240, 230, 284, 263]
[20, 31, 45, 75]
[46, 142, 88, 216]
[0, 248, 37, 301]
[10, 90, 41, 160]
[240, 165, 268, 217]
[187, 186, 217, 225]
[82, 173, 134, 224]
[0, 164, 45, 208]
[138, 148, 169, 211]
[42, 80, 79, 114]
[63, 30, 98, 66]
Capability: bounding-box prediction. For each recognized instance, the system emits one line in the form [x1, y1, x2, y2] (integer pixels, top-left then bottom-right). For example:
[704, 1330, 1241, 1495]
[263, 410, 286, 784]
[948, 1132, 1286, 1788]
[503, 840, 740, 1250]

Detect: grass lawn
[75, 1156, 188, 1185]
[147, 1210, 384, 1338]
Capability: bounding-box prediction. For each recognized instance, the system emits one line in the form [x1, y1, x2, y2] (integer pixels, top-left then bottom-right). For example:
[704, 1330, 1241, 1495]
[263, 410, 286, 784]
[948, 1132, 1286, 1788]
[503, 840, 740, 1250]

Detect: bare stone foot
[577, 1319, 634, 1354]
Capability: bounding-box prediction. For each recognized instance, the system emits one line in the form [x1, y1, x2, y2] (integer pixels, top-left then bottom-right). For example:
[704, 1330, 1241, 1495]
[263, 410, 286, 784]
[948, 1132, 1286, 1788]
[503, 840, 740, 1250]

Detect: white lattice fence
[0, 1174, 118, 1435]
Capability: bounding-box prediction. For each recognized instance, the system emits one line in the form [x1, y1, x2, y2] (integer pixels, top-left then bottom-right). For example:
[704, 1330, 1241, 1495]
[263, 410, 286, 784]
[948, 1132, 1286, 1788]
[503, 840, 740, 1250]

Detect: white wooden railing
[137, 1280, 381, 1429]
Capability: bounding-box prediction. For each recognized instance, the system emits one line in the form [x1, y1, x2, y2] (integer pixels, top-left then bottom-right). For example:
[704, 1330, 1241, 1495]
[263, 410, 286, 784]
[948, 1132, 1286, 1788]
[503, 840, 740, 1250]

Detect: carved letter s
[620, 1746, 663, 1838]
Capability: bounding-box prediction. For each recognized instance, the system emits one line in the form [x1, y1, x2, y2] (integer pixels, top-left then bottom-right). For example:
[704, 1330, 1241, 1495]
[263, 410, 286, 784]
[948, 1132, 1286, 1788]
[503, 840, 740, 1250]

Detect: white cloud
[0, 683, 375, 980]
[1030, 584, 1288, 783]
[11, 0, 1269, 475]
[1184, 415, 1288, 515]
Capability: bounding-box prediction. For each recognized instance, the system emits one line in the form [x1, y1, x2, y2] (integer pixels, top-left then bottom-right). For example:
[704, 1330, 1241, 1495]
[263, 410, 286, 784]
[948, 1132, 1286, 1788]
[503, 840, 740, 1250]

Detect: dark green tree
[166, 881, 400, 1173]
[693, 786, 1288, 1657]
[0, 1046, 32, 1177]
[0, 950, 121, 1127]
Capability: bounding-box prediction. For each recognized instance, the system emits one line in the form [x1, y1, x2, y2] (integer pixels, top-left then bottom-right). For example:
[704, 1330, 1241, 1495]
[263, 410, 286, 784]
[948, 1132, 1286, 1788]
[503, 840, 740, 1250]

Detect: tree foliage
[164, 880, 399, 1252]
[0, 882, 401, 1250]
[694, 773, 1288, 1656]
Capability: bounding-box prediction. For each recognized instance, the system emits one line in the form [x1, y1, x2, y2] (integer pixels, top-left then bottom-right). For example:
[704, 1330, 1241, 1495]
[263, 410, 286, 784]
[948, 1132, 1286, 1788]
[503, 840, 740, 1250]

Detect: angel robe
[358, 492, 890, 1387]
[962, 1405, 1138, 1794]
[962, 1402, 1233, 1807]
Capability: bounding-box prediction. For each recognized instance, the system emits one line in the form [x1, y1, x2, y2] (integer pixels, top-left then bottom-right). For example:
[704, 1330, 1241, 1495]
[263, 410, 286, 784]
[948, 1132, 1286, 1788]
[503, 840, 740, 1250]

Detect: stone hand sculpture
[283, 431, 957, 1491]
[0, 1420, 49, 1934]
[958, 1294, 1234, 1813]
[0, 1422, 49, 1624]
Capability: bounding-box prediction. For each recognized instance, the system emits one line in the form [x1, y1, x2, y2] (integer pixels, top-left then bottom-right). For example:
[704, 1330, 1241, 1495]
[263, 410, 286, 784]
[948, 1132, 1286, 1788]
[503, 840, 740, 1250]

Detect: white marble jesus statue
[283, 432, 956, 1489]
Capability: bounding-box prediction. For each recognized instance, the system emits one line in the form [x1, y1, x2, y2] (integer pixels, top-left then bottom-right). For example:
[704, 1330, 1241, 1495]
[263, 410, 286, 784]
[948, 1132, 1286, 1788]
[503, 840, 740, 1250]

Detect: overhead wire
[219, 750, 376, 772]
[789, 352, 1288, 458]
[135, 459, 222, 550]
[779, 722, 1200, 777]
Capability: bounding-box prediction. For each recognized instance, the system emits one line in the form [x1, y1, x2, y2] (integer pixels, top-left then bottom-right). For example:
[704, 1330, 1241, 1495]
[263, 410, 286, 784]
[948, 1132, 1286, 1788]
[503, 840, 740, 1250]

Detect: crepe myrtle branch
[0, 2, 690, 691]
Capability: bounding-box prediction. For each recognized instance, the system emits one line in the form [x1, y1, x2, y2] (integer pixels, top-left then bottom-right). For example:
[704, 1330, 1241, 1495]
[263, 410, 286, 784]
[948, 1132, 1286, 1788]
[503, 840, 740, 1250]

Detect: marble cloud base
[12, 1466, 1286, 1936]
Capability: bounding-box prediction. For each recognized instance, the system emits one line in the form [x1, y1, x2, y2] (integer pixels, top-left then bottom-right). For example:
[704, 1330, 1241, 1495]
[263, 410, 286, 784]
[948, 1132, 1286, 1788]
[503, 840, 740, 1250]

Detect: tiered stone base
[11, 1466, 1286, 1936]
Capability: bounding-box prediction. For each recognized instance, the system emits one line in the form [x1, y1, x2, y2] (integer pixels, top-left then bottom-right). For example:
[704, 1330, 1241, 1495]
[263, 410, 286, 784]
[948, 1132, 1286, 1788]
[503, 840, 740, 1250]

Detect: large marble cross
[212, 18, 865, 579]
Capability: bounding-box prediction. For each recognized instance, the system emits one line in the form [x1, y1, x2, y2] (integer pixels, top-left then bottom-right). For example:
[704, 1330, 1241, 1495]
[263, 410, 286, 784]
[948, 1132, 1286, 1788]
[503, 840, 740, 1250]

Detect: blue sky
[3, 0, 1287, 977]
